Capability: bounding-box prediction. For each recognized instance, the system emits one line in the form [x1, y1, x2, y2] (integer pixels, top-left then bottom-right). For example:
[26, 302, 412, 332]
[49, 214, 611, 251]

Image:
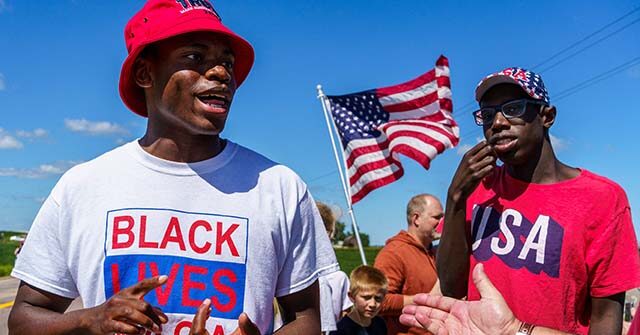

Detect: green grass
[334, 246, 382, 275]
[0, 231, 24, 277]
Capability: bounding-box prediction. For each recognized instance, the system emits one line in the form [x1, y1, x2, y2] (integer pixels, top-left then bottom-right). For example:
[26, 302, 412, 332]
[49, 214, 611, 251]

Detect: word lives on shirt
[104, 207, 248, 334]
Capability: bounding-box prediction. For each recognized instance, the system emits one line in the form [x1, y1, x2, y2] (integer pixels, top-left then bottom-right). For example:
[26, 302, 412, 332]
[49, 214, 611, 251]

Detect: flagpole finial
[316, 84, 326, 99]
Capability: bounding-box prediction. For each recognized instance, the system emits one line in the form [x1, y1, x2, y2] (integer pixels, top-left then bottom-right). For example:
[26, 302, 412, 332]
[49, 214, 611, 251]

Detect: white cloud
[8, 194, 47, 203]
[550, 134, 568, 151]
[0, 160, 81, 179]
[0, 128, 23, 149]
[65, 118, 128, 136]
[0, 135, 22, 149]
[16, 128, 48, 138]
[0, 73, 5, 91]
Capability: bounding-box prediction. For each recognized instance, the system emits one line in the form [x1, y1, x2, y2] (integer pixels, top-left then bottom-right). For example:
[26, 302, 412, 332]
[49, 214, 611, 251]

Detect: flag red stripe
[384, 120, 460, 145]
[435, 55, 449, 67]
[351, 168, 404, 205]
[345, 140, 390, 169]
[439, 98, 453, 112]
[382, 91, 439, 113]
[348, 156, 396, 186]
[376, 56, 450, 98]
[437, 76, 451, 88]
[376, 69, 437, 97]
[384, 117, 457, 133]
[412, 112, 450, 123]
[391, 143, 432, 170]
[387, 130, 447, 154]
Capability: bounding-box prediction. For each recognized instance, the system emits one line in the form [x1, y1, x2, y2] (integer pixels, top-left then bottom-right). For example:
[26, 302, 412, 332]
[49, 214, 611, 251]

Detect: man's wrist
[446, 190, 464, 205]
[505, 318, 522, 335]
[513, 320, 536, 335]
[445, 192, 469, 212]
[70, 308, 95, 334]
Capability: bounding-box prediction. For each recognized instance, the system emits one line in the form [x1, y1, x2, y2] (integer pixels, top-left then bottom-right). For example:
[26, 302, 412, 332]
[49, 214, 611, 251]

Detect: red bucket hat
[119, 0, 255, 117]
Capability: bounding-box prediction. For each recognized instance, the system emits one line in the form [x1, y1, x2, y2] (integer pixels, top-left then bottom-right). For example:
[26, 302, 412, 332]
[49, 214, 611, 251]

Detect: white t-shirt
[319, 270, 352, 332]
[12, 140, 339, 335]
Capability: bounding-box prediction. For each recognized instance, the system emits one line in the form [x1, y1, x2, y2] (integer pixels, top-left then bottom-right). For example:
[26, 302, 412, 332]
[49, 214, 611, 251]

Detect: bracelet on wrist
[515, 321, 535, 335]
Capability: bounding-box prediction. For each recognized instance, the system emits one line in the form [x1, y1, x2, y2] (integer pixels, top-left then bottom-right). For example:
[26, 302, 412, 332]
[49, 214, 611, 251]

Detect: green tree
[357, 232, 370, 247]
[343, 232, 370, 247]
[334, 221, 370, 247]
[334, 221, 347, 242]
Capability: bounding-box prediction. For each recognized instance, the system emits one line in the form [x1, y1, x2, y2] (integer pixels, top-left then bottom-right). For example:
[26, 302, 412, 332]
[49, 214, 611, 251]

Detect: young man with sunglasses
[434, 68, 640, 334]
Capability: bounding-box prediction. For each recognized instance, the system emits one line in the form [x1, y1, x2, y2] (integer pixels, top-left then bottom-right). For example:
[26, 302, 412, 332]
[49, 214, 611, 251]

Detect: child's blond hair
[349, 265, 388, 295]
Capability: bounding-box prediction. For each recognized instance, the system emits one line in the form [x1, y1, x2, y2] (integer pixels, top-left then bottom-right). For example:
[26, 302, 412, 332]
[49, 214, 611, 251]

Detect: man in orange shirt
[374, 194, 443, 335]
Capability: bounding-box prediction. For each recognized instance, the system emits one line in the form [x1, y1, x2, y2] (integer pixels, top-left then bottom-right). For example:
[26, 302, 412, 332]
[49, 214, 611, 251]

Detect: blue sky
[0, 0, 639, 246]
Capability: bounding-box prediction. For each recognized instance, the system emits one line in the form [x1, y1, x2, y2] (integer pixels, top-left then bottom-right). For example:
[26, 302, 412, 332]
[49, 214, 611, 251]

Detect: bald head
[406, 194, 440, 225]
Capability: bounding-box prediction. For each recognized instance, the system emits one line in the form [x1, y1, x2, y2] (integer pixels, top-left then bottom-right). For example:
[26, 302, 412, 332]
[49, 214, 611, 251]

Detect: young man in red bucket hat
[9, 1, 338, 334]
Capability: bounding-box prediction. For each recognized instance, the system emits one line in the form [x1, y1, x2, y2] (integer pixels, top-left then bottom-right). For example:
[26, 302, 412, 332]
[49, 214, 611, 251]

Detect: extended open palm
[399, 263, 520, 335]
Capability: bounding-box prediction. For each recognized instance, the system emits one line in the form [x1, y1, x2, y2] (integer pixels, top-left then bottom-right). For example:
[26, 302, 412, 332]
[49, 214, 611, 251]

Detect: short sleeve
[319, 276, 335, 331]
[11, 194, 79, 298]
[338, 273, 353, 311]
[586, 205, 640, 297]
[275, 191, 339, 297]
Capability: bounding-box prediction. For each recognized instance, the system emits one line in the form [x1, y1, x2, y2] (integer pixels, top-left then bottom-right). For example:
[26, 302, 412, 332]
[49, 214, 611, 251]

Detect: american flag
[326, 55, 459, 204]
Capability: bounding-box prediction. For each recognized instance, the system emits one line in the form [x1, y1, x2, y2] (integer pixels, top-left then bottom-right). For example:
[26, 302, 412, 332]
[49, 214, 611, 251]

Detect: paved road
[0, 277, 82, 335]
[0, 276, 19, 334]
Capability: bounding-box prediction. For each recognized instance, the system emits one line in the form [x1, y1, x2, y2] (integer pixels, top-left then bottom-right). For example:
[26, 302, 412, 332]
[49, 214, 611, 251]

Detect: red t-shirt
[465, 167, 640, 334]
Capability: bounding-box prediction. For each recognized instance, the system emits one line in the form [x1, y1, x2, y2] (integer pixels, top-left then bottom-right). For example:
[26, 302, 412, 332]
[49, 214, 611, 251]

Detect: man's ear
[541, 105, 557, 130]
[134, 57, 153, 89]
[412, 213, 420, 227]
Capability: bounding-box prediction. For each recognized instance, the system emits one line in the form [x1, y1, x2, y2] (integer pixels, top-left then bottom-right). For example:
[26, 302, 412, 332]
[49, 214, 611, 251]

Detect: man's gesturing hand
[79, 275, 169, 334]
[189, 299, 260, 335]
[399, 264, 521, 335]
[230, 313, 260, 335]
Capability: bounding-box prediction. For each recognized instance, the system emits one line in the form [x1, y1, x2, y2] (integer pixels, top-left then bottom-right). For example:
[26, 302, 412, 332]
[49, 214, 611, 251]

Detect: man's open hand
[400, 264, 520, 335]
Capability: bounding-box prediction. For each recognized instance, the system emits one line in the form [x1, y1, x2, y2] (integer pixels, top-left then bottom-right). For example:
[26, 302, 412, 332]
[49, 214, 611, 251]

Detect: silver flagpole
[316, 84, 367, 265]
